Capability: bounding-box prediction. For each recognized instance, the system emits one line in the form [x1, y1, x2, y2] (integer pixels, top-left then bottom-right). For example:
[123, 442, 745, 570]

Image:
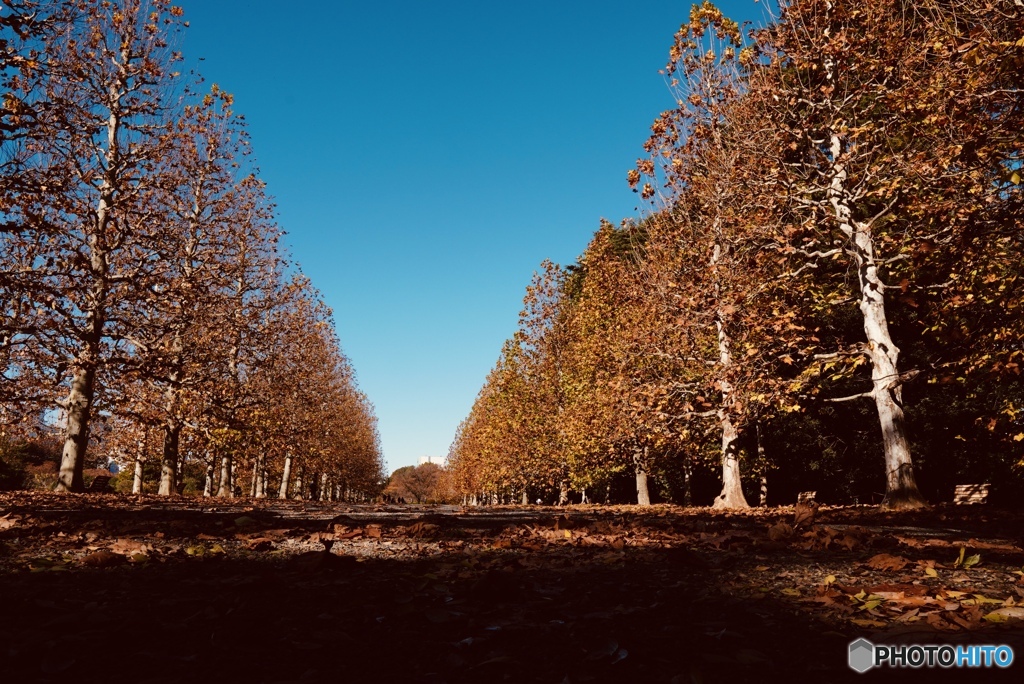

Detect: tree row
[1, 1, 384, 497]
[449, 0, 1023, 509]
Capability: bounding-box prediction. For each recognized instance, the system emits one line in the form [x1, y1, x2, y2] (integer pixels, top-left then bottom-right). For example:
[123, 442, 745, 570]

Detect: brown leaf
[246, 538, 274, 551]
[864, 553, 910, 571]
[867, 583, 929, 597]
[837, 534, 861, 551]
[109, 538, 149, 555]
[768, 522, 795, 541]
[81, 550, 125, 568]
[335, 527, 363, 540]
[794, 502, 818, 528]
[406, 521, 441, 537]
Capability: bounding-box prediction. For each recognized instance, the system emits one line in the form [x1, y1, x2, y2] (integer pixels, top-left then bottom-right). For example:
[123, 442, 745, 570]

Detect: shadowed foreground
[1, 494, 1022, 683]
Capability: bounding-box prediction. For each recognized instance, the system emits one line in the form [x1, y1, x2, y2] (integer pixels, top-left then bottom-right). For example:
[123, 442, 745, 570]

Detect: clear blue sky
[174, 0, 765, 474]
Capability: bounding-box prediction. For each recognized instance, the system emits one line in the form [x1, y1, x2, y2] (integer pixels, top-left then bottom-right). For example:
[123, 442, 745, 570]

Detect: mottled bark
[709, 226, 749, 509]
[278, 453, 292, 499]
[56, 355, 97, 492]
[249, 459, 258, 497]
[812, 32, 927, 510]
[293, 465, 304, 500]
[757, 423, 768, 506]
[203, 457, 215, 497]
[253, 453, 267, 498]
[634, 446, 651, 507]
[216, 454, 233, 498]
[825, 131, 927, 510]
[157, 421, 180, 496]
[713, 413, 749, 509]
[132, 435, 146, 495]
[56, 36, 130, 493]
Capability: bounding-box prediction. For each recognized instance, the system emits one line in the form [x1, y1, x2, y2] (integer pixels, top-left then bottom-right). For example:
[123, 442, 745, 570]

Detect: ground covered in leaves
[1, 493, 1023, 683]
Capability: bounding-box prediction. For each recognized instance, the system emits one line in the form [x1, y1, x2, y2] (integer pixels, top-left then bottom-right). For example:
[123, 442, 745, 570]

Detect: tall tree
[8, 0, 186, 491]
[630, 2, 779, 507]
[128, 84, 256, 496]
[750, 0, 1022, 507]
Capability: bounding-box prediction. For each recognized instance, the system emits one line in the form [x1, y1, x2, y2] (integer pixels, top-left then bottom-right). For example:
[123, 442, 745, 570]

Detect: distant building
[418, 456, 445, 466]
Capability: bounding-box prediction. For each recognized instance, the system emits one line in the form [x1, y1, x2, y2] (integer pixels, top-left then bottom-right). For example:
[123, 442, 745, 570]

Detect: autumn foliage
[1, 1, 384, 498]
[450, 0, 1024, 509]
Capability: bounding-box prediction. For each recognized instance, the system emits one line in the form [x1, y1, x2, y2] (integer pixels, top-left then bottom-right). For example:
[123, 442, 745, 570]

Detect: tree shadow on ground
[2, 545, 1022, 684]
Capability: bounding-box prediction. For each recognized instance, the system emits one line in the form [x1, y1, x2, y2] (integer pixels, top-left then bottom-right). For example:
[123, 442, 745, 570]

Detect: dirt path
[1, 494, 1022, 682]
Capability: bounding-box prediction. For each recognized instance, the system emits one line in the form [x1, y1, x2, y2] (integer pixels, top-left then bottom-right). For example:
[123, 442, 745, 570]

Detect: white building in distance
[418, 456, 445, 466]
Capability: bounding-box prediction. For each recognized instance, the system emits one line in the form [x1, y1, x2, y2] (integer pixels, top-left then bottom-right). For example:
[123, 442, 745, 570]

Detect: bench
[953, 483, 989, 505]
[797, 491, 817, 504]
[86, 475, 111, 493]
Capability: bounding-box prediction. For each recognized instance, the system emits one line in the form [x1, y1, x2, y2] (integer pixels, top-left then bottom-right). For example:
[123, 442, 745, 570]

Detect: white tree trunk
[757, 422, 768, 506]
[709, 219, 750, 509]
[711, 245, 749, 510]
[713, 412, 749, 509]
[279, 453, 292, 499]
[293, 465, 304, 500]
[132, 436, 146, 495]
[826, 133, 926, 509]
[254, 453, 267, 499]
[157, 421, 179, 496]
[56, 38, 130, 493]
[158, 343, 183, 496]
[203, 458, 214, 497]
[56, 360, 96, 492]
[217, 454, 233, 498]
[634, 446, 651, 506]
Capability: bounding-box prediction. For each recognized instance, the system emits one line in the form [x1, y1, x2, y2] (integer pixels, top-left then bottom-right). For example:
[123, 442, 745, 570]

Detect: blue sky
[175, 0, 765, 474]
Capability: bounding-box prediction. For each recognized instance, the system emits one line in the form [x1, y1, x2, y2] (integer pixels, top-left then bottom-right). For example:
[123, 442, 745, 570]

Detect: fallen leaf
[865, 553, 909, 571]
[81, 550, 125, 568]
[794, 501, 818, 528]
[246, 538, 273, 551]
[983, 607, 1024, 623]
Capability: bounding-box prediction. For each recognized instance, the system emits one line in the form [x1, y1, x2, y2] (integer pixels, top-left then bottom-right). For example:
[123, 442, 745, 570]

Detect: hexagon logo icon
[849, 638, 875, 673]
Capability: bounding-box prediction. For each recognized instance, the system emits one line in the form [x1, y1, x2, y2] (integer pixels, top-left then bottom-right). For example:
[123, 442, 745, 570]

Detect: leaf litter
[1, 492, 1023, 682]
